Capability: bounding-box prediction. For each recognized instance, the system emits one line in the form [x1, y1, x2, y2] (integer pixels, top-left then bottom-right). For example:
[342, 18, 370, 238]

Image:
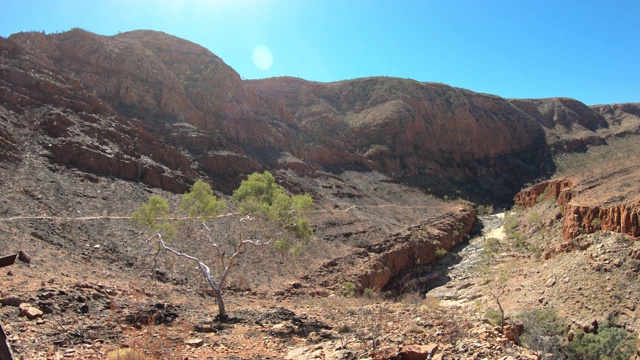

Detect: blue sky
[1, 0, 639, 105]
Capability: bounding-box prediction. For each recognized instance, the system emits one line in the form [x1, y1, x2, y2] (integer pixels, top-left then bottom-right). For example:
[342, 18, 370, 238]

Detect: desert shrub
[519, 308, 566, 356]
[527, 211, 542, 226]
[107, 348, 146, 360]
[423, 295, 441, 310]
[342, 281, 357, 297]
[401, 291, 423, 306]
[483, 237, 502, 257]
[336, 323, 351, 334]
[484, 308, 503, 326]
[566, 322, 636, 360]
[591, 217, 602, 229]
[477, 204, 494, 216]
[435, 248, 447, 258]
[510, 231, 528, 250]
[502, 213, 530, 250]
[362, 288, 379, 300]
[503, 213, 519, 237]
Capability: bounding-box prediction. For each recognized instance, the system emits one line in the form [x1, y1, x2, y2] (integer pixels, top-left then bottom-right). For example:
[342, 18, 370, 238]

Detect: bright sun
[252, 45, 273, 70]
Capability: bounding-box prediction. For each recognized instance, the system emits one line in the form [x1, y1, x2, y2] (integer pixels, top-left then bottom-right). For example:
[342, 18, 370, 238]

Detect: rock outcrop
[293, 205, 476, 293]
[359, 206, 476, 290]
[0, 34, 196, 192]
[514, 178, 640, 240]
[563, 202, 640, 239]
[513, 178, 573, 208]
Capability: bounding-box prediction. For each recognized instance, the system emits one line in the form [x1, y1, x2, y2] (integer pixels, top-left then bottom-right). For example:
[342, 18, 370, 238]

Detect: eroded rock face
[513, 178, 573, 208]
[0, 35, 196, 193]
[514, 179, 640, 240]
[563, 202, 640, 239]
[292, 205, 476, 293]
[9, 30, 301, 149]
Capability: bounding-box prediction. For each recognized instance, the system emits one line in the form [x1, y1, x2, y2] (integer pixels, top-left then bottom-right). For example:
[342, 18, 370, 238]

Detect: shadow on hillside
[397, 137, 556, 206]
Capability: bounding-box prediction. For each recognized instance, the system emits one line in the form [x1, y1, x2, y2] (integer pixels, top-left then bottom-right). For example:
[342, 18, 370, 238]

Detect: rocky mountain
[1, 28, 639, 358]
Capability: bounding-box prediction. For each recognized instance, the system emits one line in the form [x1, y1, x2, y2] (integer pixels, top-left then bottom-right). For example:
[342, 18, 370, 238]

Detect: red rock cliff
[515, 179, 640, 240]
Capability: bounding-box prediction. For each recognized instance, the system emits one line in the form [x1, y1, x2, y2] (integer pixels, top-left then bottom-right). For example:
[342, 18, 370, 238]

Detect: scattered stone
[502, 324, 524, 343]
[270, 322, 295, 335]
[545, 278, 556, 287]
[63, 348, 76, 358]
[193, 323, 217, 333]
[19, 303, 43, 319]
[398, 343, 439, 360]
[184, 338, 204, 347]
[18, 250, 31, 264]
[371, 345, 398, 360]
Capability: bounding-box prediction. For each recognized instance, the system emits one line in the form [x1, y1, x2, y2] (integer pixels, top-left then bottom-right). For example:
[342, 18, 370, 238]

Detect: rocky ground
[0, 142, 530, 359]
[1, 253, 539, 360]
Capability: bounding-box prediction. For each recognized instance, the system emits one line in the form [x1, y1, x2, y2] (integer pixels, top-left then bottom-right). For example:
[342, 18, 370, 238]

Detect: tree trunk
[496, 297, 504, 333]
[213, 287, 228, 321]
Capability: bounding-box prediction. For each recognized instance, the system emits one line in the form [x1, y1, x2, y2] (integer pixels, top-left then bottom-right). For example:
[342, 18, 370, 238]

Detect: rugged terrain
[0, 29, 639, 359]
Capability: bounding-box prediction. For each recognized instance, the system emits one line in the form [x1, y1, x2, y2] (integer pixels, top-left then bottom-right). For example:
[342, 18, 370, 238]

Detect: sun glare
[252, 45, 273, 70]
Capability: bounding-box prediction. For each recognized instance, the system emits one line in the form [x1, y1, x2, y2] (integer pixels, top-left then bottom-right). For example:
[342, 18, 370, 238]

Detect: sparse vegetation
[132, 172, 313, 321]
[342, 281, 357, 297]
[517, 309, 638, 360]
[519, 308, 566, 357]
[362, 287, 379, 300]
[435, 247, 448, 258]
[476, 204, 494, 215]
[484, 308, 503, 327]
[106, 348, 147, 360]
[527, 211, 542, 226]
[503, 212, 529, 250]
[536, 186, 554, 203]
[482, 237, 503, 260]
[566, 321, 637, 360]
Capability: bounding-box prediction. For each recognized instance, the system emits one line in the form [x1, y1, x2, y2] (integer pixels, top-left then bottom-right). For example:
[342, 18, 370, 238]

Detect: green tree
[132, 172, 313, 321]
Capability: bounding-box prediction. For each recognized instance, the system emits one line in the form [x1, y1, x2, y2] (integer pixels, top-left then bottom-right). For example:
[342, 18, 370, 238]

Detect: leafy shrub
[566, 322, 636, 360]
[477, 204, 494, 216]
[518, 310, 637, 360]
[342, 281, 357, 297]
[484, 308, 503, 326]
[591, 217, 602, 229]
[503, 212, 530, 250]
[435, 248, 448, 258]
[484, 237, 502, 254]
[527, 211, 542, 226]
